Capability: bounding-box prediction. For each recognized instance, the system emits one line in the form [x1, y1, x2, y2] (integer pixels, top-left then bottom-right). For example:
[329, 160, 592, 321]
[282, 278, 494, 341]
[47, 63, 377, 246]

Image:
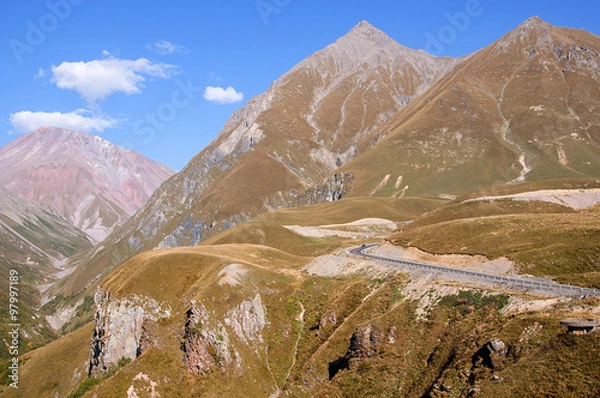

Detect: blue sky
[1, 0, 598, 171]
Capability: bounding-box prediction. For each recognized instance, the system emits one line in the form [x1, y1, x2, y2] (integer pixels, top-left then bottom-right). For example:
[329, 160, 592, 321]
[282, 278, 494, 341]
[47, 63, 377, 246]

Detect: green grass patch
[439, 290, 509, 311]
[67, 357, 132, 398]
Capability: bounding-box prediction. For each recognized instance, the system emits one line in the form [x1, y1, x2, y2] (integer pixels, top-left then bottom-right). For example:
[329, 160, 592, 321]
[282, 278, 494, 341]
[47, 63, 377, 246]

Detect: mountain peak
[349, 20, 376, 34]
[32, 125, 98, 140]
[344, 20, 398, 48]
[519, 15, 551, 31]
[490, 16, 557, 51]
[0, 126, 175, 241]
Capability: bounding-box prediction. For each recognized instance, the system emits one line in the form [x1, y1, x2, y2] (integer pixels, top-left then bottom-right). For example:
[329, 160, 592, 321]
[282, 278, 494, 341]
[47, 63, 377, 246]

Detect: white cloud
[35, 68, 46, 79]
[203, 86, 244, 104]
[9, 110, 118, 134]
[50, 57, 179, 103]
[146, 40, 189, 55]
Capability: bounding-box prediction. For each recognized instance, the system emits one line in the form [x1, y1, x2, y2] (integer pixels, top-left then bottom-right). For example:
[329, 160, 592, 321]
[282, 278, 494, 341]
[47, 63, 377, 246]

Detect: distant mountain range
[0, 127, 175, 241]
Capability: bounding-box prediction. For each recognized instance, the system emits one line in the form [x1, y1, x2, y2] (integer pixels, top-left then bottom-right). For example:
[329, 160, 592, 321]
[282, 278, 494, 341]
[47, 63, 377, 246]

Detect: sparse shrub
[67, 376, 101, 398]
[439, 291, 509, 311]
[117, 357, 132, 368]
[67, 357, 131, 397]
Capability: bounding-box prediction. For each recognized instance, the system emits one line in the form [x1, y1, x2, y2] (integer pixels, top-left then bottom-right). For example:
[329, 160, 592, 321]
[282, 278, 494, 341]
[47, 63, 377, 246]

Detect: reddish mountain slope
[0, 127, 175, 241]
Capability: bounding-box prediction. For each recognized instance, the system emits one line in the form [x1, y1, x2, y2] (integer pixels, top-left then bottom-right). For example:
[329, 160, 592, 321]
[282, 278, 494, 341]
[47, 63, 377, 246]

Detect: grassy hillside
[388, 183, 600, 287]
[203, 196, 443, 256]
[0, 322, 91, 397]
[43, 195, 444, 337]
[252, 196, 444, 226]
[4, 185, 600, 397]
[4, 255, 599, 397]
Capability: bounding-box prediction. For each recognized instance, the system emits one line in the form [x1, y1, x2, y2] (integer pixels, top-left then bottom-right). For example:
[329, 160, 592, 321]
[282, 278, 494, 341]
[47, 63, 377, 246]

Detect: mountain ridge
[0, 186, 92, 359]
[340, 16, 600, 197]
[0, 126, 175, 241]
[43, 17, 600, 335]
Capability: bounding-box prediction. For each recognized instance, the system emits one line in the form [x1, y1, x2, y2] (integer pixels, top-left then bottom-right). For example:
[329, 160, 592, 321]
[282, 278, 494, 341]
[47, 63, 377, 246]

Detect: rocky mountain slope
[45, 17, 600, 335]
[0, 187, 92, 361]
[46, 21, 456, 307]
[127, 20, 455, 249]
[0, 187, 91, 270]
[342, 17, 600, 197]
[3, 16, 600, 398]
[0, 127, 175, 241]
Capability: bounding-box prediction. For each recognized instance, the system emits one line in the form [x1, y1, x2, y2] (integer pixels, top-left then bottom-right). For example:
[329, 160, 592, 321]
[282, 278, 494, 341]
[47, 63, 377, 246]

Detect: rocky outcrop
[182, 294, 267, 375]
[157, 172, 354, 250]
[264, 172, 354, 212]
[473, 338, 508, 370]
[89, 289, 171, 376]
[387, 326, 398, 344]
[156, 216, 207, 249]
[183, 301, 238, 375]
[127, 372, 161, 398]
[329, 323, 384, 379]
[224, 293, 267, 349]
[296, 172, 354, 204]
[319, 312, 337, 330]
[346, 324, 384, 363]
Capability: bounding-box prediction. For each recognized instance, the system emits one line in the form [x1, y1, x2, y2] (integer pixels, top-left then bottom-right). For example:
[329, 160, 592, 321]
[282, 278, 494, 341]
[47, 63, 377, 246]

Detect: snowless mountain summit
[0, 126, 175, 241]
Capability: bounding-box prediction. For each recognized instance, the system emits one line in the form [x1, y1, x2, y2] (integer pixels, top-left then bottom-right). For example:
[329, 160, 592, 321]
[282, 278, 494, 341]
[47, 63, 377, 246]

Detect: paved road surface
[348, 244, 600, 297]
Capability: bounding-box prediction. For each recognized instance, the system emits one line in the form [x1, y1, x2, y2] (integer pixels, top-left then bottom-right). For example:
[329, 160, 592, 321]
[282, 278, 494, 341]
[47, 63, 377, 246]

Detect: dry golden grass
[255, 196, 443, 226]
[102, 244, 309, 306]
[0, 322, 92, 398]
[390, 202, 600, 284]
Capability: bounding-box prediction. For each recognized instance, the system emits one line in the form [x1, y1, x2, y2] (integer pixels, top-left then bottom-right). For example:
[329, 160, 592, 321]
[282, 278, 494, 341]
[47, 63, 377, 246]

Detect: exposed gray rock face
[264, 172, 354, 211]
[183, 293, 268, 375]
[156, 216, 207, 249]
[183, 301, 238, 375]
[328, 323, 385, 379]
[89, 289, 171, 376]
[347, 324, 384, 362]
[224, 293, 267, 348]
[156, 172, 354, 250]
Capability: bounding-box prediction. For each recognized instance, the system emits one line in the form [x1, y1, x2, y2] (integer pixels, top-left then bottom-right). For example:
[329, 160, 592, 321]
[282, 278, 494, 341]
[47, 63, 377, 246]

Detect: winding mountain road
[348, 244, 600, 297]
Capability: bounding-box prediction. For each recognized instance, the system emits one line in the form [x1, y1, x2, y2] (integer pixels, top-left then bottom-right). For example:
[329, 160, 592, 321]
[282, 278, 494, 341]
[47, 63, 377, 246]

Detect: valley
[1, 15, 600, 398]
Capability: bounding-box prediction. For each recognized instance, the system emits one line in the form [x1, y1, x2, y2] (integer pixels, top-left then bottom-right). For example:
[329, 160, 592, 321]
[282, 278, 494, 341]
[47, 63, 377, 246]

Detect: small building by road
[560, 318, 600, 335]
